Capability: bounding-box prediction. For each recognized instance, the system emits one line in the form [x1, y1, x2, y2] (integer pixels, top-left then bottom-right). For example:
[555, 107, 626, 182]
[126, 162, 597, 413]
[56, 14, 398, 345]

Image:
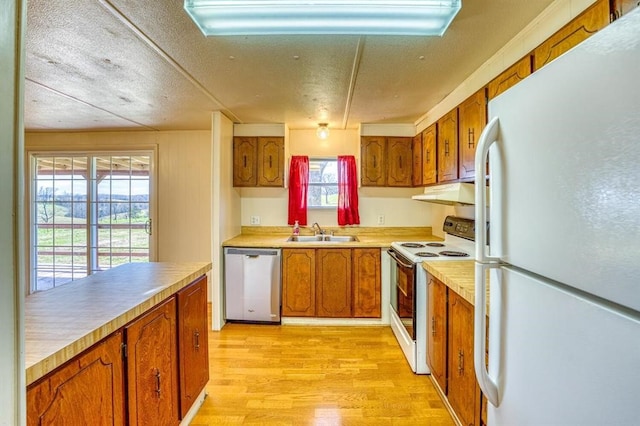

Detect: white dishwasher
[224, 247, 281, 323]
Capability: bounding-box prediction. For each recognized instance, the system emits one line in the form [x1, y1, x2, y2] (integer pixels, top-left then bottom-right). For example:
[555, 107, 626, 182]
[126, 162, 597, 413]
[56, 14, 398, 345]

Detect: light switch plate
[250, 215, 261, 225]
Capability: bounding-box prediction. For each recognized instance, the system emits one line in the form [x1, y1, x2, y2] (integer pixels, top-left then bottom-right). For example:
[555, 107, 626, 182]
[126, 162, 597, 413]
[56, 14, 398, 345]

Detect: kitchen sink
[287, 235, 359, 243]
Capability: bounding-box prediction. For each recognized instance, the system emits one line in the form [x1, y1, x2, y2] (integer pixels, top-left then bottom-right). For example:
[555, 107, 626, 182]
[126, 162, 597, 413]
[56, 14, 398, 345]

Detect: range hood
[412, 183, 481, 205]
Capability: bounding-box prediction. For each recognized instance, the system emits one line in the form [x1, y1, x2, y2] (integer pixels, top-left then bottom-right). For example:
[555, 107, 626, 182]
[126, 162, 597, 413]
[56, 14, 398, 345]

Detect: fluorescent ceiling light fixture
[184, 1, 461, 36]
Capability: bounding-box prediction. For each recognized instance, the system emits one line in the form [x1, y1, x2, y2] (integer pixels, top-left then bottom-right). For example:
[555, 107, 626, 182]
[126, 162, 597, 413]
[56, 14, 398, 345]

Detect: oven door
[388, 248, 416, 340]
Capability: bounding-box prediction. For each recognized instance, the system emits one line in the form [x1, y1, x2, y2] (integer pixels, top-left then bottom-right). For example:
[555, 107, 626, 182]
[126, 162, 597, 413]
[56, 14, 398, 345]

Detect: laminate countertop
[421, 260, 490, 309]
[223, 226, 441, 248]
[25, 261, 212, 386]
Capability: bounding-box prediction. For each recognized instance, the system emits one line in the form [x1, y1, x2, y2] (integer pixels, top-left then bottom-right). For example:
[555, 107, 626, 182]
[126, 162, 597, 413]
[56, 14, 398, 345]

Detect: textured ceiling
[24, 0, 555, 132]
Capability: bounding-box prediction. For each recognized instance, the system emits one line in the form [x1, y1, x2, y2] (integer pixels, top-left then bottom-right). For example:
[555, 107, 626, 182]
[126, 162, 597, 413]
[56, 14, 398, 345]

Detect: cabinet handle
[458, 349, 464, 375]
[154, 369, 161, 397]
[194, 330, 200, 351]
[373, 155, 377, 168]
[426, 150, 430, 164]
[445, 140, 450, 155]
[243, 155, 247, 168]
[431, 317, 436, 336]
[269, 155, 272, 168]
[468, 128, 475, 149]
[399, 157, 402, 169]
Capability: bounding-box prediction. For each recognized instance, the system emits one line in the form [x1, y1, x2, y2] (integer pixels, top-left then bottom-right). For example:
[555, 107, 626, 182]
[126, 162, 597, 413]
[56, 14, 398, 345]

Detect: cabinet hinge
[121, 343, 127, 359]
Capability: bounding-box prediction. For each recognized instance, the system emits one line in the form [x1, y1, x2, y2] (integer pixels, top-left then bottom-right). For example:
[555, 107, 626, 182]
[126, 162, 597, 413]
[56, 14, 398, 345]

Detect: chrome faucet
[311, 222, 324, 235]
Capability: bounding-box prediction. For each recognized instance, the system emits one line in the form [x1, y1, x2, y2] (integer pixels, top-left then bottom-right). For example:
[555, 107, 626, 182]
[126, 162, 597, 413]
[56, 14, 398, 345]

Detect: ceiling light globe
[316, 123, 330, 139]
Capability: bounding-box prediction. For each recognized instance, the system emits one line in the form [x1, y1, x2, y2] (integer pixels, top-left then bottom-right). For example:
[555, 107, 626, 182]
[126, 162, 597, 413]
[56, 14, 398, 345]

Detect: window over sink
[308, 158, 338, 208]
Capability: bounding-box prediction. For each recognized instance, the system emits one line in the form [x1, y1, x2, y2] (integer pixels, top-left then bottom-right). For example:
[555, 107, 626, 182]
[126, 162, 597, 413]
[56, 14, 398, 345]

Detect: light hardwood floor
[190, 320, 454, 425]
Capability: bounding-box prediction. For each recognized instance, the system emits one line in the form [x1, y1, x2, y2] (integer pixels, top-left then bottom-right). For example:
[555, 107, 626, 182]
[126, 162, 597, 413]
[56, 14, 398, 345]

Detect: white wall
[211, 111, 240, 330]
[239, 128, 436, 229]
[1, 0, 25, 423]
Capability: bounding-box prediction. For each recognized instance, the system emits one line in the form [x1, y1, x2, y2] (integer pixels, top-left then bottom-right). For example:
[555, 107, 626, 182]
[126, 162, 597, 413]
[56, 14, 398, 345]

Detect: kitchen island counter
[25, 261, 211, 386]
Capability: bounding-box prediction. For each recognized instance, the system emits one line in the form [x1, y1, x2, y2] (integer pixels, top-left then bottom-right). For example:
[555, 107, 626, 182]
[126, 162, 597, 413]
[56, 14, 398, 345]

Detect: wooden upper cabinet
[282, 249, 316, 317]
[233, 136, 284, 187]
[533, 0, 610, 71]
[361, 136, 387, 186]
[233, 137, 258, 187]
[427, 275, 448, 395]
[437, 108, 459, 183]
[257, 137, 284, 187]
[316, 249, 352, 317]
[352, 248, 381, 318]
[412, 133, 423, 187]
[487, 55, 532, 100]
[447, 291, 480, 426]
[177, 276, 209, 419]
[27, 331, 126, 426]
[458, 89, 487, 181]
[387, 137, 413, 187]
[421, 124, 437, 185]
[126, 297, 180, 426]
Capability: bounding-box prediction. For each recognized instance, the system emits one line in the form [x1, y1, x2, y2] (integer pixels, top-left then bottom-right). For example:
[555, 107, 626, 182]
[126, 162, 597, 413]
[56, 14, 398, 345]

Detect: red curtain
[288, 156, 309, 225]
[337, 155, 360, 226]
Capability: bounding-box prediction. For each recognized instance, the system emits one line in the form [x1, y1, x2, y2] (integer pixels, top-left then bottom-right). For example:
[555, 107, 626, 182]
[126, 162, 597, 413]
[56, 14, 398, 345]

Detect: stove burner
[439, 250, 470, 257]
[426, 242, 445, 247]
[401, 242, 425, 248]
[415, 252, 439, 257]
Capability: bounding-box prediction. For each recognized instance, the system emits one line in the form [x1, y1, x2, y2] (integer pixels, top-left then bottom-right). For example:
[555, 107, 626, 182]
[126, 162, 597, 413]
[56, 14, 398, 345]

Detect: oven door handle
[386, 249, 415, 269]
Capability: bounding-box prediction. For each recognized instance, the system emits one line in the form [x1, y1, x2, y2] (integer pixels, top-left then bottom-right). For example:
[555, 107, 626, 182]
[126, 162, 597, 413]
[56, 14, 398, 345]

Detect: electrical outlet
[250, 215, 261, 225]
[377, 215, 385, 225]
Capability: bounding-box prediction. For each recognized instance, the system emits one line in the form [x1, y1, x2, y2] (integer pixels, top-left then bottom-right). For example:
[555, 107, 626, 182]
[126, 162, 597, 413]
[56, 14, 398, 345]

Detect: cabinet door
[487, 55, 532, 100]
[421, 124, 437, 185]
[612, 0, 639, 18]
[447, 292, 479, 426]
[282, 249, 316, 316]
[352, 248, 381, 318]
[437, 109, 459, 182]
[533, 0, 610, 71]
[316, 249, 352, 317]
[360, 136, 387, 186]
[177, 276, 210, 419]
[257, 137, 284, 187]
[412, 133, 423, 187]
[126, 297, 179, 426]
[458, 89, 487, 181]
[233, 137, 258, 187]
[427, 276, 447, 394]
[27, 331, 126, 426]
[387, 137, 413, 187]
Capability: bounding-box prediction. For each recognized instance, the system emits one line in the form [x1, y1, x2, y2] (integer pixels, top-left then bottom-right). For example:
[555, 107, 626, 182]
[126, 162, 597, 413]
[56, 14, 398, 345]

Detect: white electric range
[387, 216, 478, 374]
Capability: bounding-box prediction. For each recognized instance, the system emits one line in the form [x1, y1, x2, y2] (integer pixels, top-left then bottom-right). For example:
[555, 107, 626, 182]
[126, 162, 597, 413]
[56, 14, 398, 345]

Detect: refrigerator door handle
[474, 261, 500, 406]
[475, 116, 500, 262]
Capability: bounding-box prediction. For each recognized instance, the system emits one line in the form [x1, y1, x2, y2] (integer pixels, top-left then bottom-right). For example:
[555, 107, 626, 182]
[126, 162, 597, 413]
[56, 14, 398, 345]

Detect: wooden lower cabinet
[27, 331, 126, 426]
[282, 248, 316, 316]
[282, 248, 381, 318]
[427, 275, 447, 394]
[126, 297, 180, 426]
[177, 276, 210, 418]
[448, 290, 481, 426]
[316, 249, 352, 317]
[427, 274, 482, 426]
[352, 248, 381, 318]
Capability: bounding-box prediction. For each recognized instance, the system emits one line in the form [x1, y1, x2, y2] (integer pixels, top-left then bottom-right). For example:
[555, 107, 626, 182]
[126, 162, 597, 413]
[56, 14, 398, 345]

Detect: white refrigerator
[474, 8, 640, 426]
